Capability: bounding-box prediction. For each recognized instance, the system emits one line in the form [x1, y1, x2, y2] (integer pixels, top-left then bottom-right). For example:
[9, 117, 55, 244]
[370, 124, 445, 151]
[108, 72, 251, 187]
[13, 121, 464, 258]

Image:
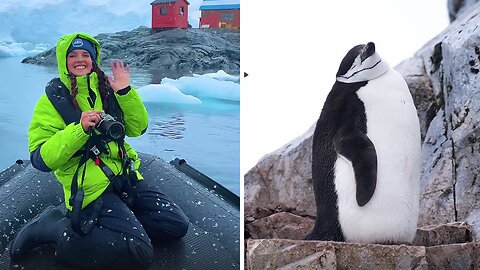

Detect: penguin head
[335, 42, 390, 83]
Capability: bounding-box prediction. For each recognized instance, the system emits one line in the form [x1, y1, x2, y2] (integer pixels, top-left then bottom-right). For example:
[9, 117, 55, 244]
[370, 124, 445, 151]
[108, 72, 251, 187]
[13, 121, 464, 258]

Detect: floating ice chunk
[138, 84, 201, 105]
[162, 72, 239, 102]
[192, 70, 240, 83]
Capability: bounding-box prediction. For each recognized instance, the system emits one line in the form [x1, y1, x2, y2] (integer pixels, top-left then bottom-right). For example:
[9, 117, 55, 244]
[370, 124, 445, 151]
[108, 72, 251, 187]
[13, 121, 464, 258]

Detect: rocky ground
[22, 26, 240, 80]
[248, 223, 476, 269]
[245, 1, 480, 269]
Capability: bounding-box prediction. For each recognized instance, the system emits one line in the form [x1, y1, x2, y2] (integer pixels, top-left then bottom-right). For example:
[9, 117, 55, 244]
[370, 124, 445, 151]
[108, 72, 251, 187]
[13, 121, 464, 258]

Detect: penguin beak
[361, 42, 376, 62]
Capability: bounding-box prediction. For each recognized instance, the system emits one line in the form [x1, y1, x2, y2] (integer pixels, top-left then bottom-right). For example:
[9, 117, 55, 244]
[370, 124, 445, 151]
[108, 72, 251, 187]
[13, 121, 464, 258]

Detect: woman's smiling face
[67, 49, 93, 77]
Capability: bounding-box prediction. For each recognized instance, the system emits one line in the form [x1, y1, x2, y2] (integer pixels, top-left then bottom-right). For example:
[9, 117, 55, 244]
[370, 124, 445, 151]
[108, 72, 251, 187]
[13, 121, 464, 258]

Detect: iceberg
[138, 70, 240, 104]
[138, 84, 202, 105]
[163, 70, 240, 102]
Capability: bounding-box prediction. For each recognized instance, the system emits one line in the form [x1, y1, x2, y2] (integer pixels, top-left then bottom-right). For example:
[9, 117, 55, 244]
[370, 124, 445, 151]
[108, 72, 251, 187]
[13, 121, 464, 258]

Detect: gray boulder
[412, 3, 480, 236]
[448, 0, 480, 21]
[244, 124, 315, 218]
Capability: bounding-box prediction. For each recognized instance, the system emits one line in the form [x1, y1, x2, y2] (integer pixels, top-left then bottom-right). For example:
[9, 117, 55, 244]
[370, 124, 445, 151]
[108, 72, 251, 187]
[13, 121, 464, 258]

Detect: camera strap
[116, 140, 139, 205]
[69, 137, 128, 235]
[69, 129, 103, 235]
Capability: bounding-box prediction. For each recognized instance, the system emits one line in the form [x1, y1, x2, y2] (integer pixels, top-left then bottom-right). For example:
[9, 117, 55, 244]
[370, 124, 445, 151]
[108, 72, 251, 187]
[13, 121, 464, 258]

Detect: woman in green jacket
[10, 33, 189, 269]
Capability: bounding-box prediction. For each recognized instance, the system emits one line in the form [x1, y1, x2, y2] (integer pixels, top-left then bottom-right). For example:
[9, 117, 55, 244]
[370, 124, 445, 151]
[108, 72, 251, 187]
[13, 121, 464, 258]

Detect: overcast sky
[241, 0, 450, 176]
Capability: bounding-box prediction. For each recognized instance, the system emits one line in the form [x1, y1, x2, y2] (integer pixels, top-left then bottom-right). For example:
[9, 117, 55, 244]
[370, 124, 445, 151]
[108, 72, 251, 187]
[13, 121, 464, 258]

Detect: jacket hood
[56, 32, 102, 89]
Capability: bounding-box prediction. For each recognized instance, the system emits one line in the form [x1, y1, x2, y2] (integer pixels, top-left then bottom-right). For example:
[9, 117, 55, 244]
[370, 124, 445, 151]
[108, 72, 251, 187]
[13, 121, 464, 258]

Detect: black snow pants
[55, 178, 189, 270]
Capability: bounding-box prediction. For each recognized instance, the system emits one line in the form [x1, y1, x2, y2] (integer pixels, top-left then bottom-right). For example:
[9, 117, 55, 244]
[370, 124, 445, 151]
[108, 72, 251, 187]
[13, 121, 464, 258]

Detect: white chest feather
[334, 69, 421, 244]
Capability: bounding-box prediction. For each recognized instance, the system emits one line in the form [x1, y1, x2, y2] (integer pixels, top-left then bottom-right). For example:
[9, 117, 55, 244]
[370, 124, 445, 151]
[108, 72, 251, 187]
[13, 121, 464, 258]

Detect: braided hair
[92, 63, 110, 112]
[69, 63, 111, 111]
[69, 73, 80, 110]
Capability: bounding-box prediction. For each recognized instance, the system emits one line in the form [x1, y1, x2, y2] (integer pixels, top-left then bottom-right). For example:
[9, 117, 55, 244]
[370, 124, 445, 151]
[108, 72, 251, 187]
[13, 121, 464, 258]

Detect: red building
[151, 0, 190, 29]
[199, 0, 240, 29]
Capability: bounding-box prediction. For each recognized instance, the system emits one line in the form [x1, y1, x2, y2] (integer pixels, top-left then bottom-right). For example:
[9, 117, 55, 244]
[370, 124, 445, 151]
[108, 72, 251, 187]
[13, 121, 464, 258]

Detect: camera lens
[97, 113, 125, 141]
[107, 122, 125, 141]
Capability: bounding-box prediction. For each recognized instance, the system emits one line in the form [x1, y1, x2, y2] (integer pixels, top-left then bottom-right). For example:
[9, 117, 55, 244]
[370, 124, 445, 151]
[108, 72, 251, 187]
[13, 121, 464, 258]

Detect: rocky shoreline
[22, 26, 240, 80]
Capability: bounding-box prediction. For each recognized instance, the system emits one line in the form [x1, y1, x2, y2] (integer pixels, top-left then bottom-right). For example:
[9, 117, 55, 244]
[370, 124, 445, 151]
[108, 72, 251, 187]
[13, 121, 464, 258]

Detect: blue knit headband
[67, 38, 97, 62]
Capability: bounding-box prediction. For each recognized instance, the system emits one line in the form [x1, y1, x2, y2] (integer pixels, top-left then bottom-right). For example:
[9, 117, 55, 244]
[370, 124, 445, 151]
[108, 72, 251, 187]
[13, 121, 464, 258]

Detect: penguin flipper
[334, 128, 377, 206]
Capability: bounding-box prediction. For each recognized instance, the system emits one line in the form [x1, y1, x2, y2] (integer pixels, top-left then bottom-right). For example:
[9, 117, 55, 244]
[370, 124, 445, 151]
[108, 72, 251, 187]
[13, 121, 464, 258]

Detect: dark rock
[22, 26, 240, 79]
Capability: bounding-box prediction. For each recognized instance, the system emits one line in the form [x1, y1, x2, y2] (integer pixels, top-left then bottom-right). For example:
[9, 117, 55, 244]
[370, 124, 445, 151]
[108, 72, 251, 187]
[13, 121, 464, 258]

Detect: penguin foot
[10, 205, 64, 261]
[304, 230, 344, 242]
[303, 233, 318, 240]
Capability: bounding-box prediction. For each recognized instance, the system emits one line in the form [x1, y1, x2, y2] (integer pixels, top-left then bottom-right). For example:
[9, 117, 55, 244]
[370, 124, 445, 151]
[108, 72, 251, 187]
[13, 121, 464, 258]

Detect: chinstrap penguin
[304, 42, 421, 244]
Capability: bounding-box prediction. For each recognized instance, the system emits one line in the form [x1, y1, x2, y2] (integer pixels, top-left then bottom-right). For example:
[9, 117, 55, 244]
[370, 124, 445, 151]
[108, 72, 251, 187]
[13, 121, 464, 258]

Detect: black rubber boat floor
[0, 153, 240, 269]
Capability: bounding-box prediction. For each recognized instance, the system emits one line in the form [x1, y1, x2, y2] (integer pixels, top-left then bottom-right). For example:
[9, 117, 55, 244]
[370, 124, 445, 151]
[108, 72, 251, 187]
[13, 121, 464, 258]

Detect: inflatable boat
[0, 153, 240, 269]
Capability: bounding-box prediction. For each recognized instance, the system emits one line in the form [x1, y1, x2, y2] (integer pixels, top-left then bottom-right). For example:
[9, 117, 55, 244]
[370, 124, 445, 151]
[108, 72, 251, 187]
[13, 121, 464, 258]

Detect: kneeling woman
[10, 33, 189, 269]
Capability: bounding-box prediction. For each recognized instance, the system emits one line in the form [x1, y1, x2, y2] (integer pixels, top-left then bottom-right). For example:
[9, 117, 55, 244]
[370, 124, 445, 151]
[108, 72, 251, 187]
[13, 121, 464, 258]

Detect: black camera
[97, 113, 125, 141]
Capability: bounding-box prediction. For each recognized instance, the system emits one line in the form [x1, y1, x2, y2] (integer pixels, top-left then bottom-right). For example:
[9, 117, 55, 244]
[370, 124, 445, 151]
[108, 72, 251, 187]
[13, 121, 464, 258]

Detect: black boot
[10, 205, 66, 261]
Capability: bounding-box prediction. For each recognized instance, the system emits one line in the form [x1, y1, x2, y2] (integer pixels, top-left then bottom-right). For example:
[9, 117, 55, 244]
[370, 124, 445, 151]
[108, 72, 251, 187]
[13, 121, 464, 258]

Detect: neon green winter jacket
[28, 33, 148, 210]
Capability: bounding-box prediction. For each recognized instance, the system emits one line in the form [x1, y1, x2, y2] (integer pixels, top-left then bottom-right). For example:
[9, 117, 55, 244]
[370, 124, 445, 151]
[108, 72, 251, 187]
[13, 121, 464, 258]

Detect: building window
[179, 6, 185, 15]
[221, 12, 234, 21]
[160, 6, 167, 15]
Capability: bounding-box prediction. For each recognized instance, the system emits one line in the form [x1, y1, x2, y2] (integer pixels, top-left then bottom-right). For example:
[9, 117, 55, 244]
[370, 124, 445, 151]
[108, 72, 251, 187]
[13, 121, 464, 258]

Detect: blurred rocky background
[22, 27, 240, 81]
